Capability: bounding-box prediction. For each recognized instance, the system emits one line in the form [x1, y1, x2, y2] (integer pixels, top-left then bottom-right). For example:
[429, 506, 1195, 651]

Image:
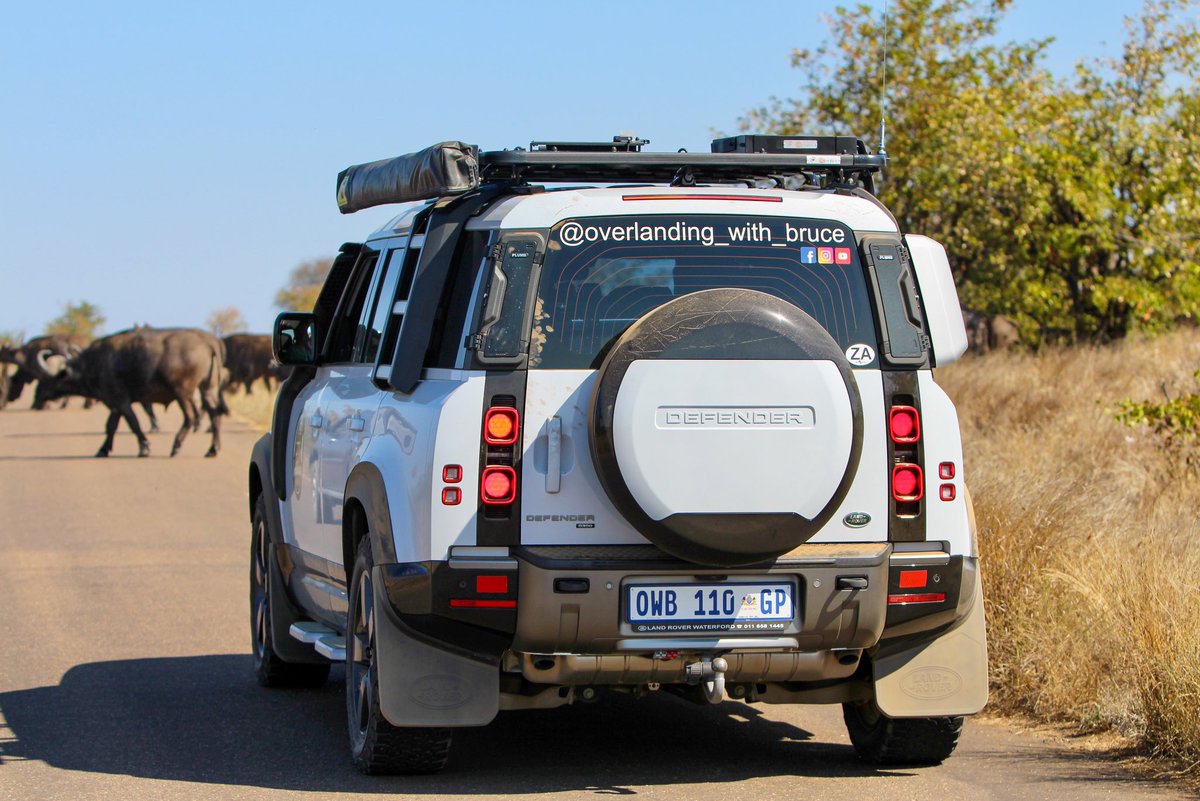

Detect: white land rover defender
[248, 135, 986, 774]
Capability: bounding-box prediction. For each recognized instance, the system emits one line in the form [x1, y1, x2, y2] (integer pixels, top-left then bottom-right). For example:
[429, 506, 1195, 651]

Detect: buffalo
[0, 334, 88, 409]
[37, 327, 229, 458]
[222, 333, 280, 394]
[962, 308, 1020, 353]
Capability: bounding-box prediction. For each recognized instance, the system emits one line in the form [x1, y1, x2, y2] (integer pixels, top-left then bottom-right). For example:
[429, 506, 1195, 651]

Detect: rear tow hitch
[685, 657, 729, 704]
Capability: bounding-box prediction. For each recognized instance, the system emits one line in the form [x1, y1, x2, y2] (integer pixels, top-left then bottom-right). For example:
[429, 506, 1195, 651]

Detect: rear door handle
[349, 416, 366, 433]
[546, 417, 562, 494]
[310, 414, 324, 429]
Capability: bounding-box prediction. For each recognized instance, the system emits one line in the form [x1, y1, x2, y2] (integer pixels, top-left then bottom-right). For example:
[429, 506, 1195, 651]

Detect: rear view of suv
[247, 135, 986, 774]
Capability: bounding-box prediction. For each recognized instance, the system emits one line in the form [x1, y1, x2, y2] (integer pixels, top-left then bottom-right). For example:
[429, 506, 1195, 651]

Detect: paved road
[0, 404, 1188, 800]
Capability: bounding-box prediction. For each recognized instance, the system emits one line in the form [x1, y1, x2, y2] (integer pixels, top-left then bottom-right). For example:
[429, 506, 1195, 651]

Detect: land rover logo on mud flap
[843, 512, 871, 528]
[410, 675, 471, 709]
[900, 667, 963, 700]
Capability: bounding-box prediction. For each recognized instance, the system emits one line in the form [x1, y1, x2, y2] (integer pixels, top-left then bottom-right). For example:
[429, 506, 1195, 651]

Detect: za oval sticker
[844, 512, 871, 528]
[845, 343, 876, 366]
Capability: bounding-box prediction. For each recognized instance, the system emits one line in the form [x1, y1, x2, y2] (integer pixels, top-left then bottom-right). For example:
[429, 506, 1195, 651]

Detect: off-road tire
[250, 495, 331, 688]
[842, 700, 963, 765]
[347, 536, 452, 774]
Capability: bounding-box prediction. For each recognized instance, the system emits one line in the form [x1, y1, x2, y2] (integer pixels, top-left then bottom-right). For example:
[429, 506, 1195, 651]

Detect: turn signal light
[889, 406, 921, 443]
[892, 464, 924, 501]
[481, 466, 517, 504]
[484, 407, 520, 445]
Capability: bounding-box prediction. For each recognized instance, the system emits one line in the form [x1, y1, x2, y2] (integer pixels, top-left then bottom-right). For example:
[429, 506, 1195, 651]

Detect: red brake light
[889, 406, 920, 443]
[480, 466, 517, 504]
[484, 407, 520, 445]
[892, 464, 924, 501]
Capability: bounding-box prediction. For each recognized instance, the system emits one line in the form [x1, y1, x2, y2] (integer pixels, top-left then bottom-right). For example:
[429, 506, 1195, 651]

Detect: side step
[288, 622, 347, 661]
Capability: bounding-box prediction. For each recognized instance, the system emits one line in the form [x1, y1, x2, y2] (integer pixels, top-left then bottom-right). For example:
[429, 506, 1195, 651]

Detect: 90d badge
[844, 512, 871, 528]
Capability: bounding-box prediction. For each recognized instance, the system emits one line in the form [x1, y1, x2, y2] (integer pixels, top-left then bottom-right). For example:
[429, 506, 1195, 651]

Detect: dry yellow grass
[224, 384, 276, 431]
[939, 329, 1200, 765]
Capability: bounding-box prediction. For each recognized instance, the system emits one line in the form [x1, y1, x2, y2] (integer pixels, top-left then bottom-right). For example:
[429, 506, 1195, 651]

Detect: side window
[376, 242, 422, 367]
[359, 248, 406, 364]
[323, 251, 379, 363]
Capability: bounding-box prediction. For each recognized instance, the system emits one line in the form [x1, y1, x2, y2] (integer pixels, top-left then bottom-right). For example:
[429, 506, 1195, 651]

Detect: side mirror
[274, 312, 319, 366]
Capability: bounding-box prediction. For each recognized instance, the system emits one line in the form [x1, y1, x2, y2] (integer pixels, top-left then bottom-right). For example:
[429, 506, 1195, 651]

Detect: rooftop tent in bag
[336, 141, 481, 213]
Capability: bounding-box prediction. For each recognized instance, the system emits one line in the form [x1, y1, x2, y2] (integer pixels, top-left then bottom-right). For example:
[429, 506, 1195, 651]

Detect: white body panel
[466, 186, 900, 234]
[612, 360, 853, 520]
[359, 371, 487, 564]
[522, 369, 650, 545]
[917, 371, 972, 556]
[287, 373, 338, 561]
[809, 369, 890, 543]
[906, 234, 968, 366]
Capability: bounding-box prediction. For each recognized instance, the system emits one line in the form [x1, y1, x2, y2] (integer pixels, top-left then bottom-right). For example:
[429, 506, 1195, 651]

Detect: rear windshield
[531, 214, 879, 369]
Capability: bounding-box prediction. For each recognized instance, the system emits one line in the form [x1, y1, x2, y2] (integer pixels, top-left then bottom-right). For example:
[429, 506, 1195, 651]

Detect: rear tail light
[484, 407, 520, 445]
[443, 464, 463, 483]
[939, 483, 956, 502]
[892, 464, 924, 501]
[889, 406, 920, 443]
[938, 462, 955, 480]
[441, 487, 462, 506]
[481, 466, 517, 504]
[898, 569, 928, 589]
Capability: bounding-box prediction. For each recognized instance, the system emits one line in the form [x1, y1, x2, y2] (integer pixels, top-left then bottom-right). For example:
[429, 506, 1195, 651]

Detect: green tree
[743, 0, 1200, 342]
[206, 306, 248, 338]
[275, 257, 333, 312]
[45, 301, 105, 338]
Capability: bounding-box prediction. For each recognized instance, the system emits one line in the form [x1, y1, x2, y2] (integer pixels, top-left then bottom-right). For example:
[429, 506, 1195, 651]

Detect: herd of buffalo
[0, 308, 1016, 460]
[0, 328, 284, 458]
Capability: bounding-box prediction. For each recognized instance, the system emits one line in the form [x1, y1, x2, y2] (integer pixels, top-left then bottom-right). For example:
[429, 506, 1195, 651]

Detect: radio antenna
[877, 0, 890, 158]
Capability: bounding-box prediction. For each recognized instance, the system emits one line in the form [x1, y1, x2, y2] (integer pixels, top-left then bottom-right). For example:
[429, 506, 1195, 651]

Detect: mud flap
[873, 580, 988, 717]
[372, 569, 500, 726]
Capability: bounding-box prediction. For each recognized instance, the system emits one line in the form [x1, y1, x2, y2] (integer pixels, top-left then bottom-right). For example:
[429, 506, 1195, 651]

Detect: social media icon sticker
[835, 247, 852, 264]
[800, 247, 817, 264]
[818, 247, 834, 264]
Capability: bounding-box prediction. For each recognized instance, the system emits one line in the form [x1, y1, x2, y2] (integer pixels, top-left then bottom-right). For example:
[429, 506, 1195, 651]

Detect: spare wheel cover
[588, 288, 863, 566]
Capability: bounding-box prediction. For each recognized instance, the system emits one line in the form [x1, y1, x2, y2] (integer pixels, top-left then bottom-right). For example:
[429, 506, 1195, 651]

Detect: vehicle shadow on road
[0, 654, 911, 793]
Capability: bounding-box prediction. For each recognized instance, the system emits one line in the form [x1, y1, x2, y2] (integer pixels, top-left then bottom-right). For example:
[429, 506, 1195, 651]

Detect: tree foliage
[44, 301, 105, 339]
[275, 257, 333, 312]
[206, 306, 248, 338]
[742, 0, 1200, 342]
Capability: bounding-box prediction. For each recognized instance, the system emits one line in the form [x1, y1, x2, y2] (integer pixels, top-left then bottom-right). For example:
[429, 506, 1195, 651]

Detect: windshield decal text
[556, 219, 849, 250]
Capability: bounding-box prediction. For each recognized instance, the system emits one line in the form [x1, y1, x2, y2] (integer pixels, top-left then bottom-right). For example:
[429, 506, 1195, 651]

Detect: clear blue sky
[0, 1, 1146, 337]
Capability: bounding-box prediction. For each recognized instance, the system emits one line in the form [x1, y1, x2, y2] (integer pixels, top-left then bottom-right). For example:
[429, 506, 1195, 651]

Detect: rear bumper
[377, 542, 977, 679]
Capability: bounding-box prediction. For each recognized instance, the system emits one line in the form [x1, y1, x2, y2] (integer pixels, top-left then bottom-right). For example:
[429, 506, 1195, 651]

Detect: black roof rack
[337, 135, 886, 214]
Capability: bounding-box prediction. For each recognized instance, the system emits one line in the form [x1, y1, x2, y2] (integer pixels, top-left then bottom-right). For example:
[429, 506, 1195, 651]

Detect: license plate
[625, 580, 795, 634]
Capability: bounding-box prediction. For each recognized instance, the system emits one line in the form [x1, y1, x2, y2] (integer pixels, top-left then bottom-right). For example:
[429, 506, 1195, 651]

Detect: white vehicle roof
[367, 186, 898, 241]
